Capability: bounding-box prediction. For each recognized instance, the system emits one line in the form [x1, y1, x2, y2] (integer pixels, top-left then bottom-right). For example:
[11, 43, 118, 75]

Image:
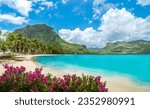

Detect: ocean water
[35, 55, 150, 83]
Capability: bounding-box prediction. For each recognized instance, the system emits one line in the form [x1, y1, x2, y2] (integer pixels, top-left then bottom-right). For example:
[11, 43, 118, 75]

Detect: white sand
[0, 54, 150, 92]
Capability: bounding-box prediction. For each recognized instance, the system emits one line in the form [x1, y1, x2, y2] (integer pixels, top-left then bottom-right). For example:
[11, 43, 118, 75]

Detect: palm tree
[6, 32, 52, 54]
[0, 40, 8, 54]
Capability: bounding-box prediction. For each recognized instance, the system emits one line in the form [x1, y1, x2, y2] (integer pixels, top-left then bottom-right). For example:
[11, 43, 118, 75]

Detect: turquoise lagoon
[35, 55, 150, 83]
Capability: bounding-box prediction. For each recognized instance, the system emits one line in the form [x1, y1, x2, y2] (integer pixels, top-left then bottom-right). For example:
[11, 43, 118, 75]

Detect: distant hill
[10, 24, 150, 54]
[99, 40, 150, 54]
[13, 24, 89, 54]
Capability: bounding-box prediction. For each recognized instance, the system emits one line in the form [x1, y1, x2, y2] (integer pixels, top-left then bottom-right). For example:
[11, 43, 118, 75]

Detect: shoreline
[0, 54, 150, 92]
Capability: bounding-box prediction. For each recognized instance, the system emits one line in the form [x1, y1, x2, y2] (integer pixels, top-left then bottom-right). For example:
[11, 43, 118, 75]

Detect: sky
[0, 0, 150, 48]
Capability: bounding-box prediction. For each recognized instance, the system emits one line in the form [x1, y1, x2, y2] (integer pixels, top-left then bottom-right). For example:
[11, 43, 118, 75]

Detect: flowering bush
[0, 64, 108, 92]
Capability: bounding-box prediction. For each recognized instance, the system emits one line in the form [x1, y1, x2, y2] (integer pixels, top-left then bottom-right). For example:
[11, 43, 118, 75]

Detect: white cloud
[93, 0, 105, 6]
[32, 0, 39, 3]
[99, 8, 150, 42]
[0, 14, 28, 25]
[137, 0, 150, 6]
[88, 20, 93, 24]
[72, 6, 85, 16]
[59, 8, 150, 48]
[0, 0, 32, 16]
[59, 28, 103, 48]
[35, 7, 45, 14]
[61, 0, 69, 4]
[92, 0, 117, 19]
[34, 1, 57, 15]
[41, 1, 54, 8]
[35, 10, 40, 15]
[0, 30, 9, 41]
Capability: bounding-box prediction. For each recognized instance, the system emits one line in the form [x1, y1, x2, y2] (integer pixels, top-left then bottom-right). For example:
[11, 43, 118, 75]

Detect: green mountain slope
[14, 24, 88, 54]
[99, 40, 150, 54]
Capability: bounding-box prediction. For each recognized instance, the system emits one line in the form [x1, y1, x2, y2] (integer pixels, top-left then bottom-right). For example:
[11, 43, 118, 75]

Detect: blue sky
[0, 0, 150, 48]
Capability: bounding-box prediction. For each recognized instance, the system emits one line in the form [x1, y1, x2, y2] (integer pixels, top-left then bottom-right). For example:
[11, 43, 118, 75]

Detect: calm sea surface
[35, 55, 150, 83]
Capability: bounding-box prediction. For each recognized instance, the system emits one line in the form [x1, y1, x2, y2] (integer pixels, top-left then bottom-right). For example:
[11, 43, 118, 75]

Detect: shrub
[0, 64, 108, 92]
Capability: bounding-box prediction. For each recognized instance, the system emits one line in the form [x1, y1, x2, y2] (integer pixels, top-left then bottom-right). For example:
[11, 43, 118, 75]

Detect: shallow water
[35, 55, 150, 83]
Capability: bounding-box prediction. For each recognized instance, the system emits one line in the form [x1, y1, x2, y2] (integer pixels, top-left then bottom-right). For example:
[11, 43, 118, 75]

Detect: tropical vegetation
[7, 33, 52, 54]
[0, 40, 7, 54]
[0, 64, 108, 92]
[0, 24, 150, 54]
[14, 24, 89, 54]
[0, 24, 91, 54]
[99, 40, 150, 54]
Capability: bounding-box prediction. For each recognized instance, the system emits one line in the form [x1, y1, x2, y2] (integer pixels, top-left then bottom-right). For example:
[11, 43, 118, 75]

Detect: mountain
[99, 40, 150, 54]
[13, 24, 88, 54]
[10, 24, 150, 54]
[0, 30, 9, 41]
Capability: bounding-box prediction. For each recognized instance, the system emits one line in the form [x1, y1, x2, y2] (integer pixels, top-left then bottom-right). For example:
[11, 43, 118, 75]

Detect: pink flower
[30, 89, 34, 92]
[13, 82, 16, 85]
[35, 68, 42, 74]
[4, 70, 9, 74]
[96, 79, 100, 85]
[9, 89, 14, 92]
[99, 86, 103, 92]
[61, 79, 65, 84]
[95, 76, 102, 85]
[19, 66, 26, 73]
[104, 81, 106, 87]
[0, 76, 2, 80]
[49, 86, 54, 92]
[6, 75, 11, 80]
[105, 88, 108, 92]
[1, 64, 108, 92]
[43, 78, 49, 84]
[63, 75, 67, 78]
[96, 76, 101, 81]
[99, 83, 107, 92]
[26, 79, 32, 84]
[3, 64, 9, 69]
[72, 74, 77, 79]
[0, 76, 4, 84]
[12, 68, 18, 74]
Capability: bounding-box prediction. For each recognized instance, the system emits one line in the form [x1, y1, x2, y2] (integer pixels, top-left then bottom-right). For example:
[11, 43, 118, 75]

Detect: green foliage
[14, 24, 89, 54]
[6, 33, 52, 54]
[99, 40, 150, 54]
[0, 40, 8, 53]
[6, 32, 84, 54]
[0, 64, 108, 92]
[2, 24, 150, 54]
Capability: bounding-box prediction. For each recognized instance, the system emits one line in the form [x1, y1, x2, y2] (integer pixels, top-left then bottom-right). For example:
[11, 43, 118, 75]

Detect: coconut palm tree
[0, 40, 8, 54]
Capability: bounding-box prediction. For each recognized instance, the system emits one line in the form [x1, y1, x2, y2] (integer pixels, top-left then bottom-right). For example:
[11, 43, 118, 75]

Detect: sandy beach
[0, 54, 150, 92]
